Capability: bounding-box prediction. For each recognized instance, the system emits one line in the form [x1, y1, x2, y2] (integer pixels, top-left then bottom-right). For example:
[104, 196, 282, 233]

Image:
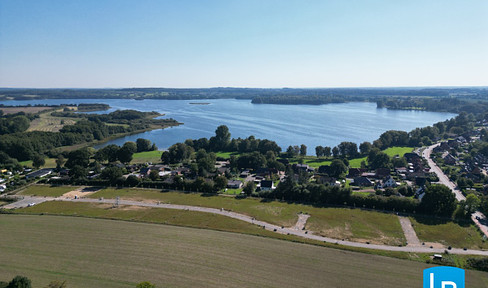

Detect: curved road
[423, 144, 488, 238]
[6, 195, 488, 256]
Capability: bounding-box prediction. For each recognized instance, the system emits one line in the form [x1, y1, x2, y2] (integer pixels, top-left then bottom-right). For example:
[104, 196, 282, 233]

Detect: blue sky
[0, 0, 487, 88]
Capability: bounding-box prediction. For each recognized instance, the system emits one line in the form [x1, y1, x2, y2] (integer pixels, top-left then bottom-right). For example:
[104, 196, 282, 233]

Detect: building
[227, 180, 243, 189]
[353, 177, 373, 187]
[260, 180, 275, 191]
[25, 168, 53, 180]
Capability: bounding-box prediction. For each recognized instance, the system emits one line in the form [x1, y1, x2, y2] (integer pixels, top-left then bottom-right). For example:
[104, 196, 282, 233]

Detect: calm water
[1, 99, 456, 154]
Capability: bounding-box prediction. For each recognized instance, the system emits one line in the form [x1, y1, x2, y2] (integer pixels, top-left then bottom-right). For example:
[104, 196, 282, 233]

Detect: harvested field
[2, 214, 487, 287]
[0, 106, 53, 115]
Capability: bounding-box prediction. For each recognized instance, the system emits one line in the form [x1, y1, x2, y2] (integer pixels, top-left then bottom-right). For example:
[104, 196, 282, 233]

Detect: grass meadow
[1, 214, 487, 288]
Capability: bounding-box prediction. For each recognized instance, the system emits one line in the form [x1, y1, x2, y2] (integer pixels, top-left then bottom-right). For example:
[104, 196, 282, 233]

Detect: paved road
[422, 144, 488, 238]
[398, 216, 421, 247]
[6, 195, 488, 256]
[422, 144, 465, 201]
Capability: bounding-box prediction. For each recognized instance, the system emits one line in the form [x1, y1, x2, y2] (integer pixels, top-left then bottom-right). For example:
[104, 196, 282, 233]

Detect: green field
[305, 208, 406, 245]
[131, 150, 163, 164]
[18, 185, 80, 197]
[86, 188, 404, 244]
[14, 201, 282, 237]
[19, 158, 57, 168]
[347, 146, 413, 169]
[383, 146, 414, 157]
[1, 215, 487, 288]
[215, 151, 240, 159]
[410, 217, 488, 249]
[288, 157, 332, 168]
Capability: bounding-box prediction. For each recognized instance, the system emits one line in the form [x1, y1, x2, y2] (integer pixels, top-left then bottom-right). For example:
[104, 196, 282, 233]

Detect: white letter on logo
[442, 281, 457, 288]
[430, 273, 434, 288]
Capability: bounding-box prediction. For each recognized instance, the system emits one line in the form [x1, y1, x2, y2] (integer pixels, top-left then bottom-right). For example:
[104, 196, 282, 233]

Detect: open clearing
[2, 214, 487, 288]
[410, 217, 488, 250]
[18, 185, 81, 198]
[305, 208, 406, 246]
[0, 106, 53, 115]
[131, 150, 163, 164]
[27, 109, 79, 132]
[87, 188, 405, 245]
[19, 158, 57, 168]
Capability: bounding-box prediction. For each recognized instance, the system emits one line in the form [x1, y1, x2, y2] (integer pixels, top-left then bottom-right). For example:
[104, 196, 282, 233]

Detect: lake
[1, 99, 456, 154]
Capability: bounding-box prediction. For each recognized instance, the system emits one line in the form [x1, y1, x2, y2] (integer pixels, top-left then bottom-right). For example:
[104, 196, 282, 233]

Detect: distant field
[0, 106, 53, 115]
[1, 214, 488, 288]
[87, 188, 404, 244]
[410, 217, 488, 250]
[306, 208, 405, 246]
[27, 109, 78, 132]
[131, 150, 163, 164]
[18, 185, 80, 197]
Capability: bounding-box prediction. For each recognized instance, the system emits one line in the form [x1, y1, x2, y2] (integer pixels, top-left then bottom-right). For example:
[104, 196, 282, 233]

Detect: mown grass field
[1, 214, 487, 288]
[410, 217, 488, 250]
[130, 150, 163, 164]
[19, 158, 57, 168]
[305, 208, 406, 245]
[348, 146, 414, 168]
[18, 185, 80, 197]
[86, 188, 405, 244]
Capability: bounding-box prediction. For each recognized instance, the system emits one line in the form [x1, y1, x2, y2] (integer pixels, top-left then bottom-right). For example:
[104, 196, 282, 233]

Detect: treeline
[0, 110, 178, 162]
[0, 114, 30, 135]
[377, 96, 488, 114]
[1, 87, 486, 102]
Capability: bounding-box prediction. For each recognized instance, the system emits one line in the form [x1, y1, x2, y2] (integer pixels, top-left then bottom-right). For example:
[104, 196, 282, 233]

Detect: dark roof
[261, 180, 273, 188]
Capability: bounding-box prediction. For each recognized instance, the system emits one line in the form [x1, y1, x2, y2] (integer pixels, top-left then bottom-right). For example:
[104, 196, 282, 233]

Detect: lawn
[1, 214, 487, 288]
[383, 146, 414, 157]
[288, 157, 331, 168]
[305, 208, 406, 246]
[410, 217, 488, 250]
[347, 147, 413, 169]
[19, 158, 57, 168]
[215, 151, 239, 159]
[87, 188, 405, 244]
[18, 185, 80, 197]
[131, 150, 163, 164]
[349, 156, 367, 168]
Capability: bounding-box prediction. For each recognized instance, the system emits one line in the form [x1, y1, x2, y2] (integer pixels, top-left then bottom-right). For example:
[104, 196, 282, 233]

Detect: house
[239, 170, 251, 178]
[353, 177, 373, 187]
[415, 187, 426, 201]
[347, 168, 366, 178]
[376, 176, 399, 189]
[139, 167, 151, 177]
[375, 168, 390, 179]
[25, 168, 53, 180]
[443, 154, 457, 165]
[260, 180, 275, 191]
[316, 175, 337, 186]
[293, 164, 314, 173]
[404, 153, 421, 164]
[227, 180, 243, 189]
[383, 176, 398, 188]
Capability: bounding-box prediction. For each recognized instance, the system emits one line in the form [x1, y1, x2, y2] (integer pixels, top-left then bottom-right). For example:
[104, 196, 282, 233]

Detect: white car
[27, 203, 36, 207]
